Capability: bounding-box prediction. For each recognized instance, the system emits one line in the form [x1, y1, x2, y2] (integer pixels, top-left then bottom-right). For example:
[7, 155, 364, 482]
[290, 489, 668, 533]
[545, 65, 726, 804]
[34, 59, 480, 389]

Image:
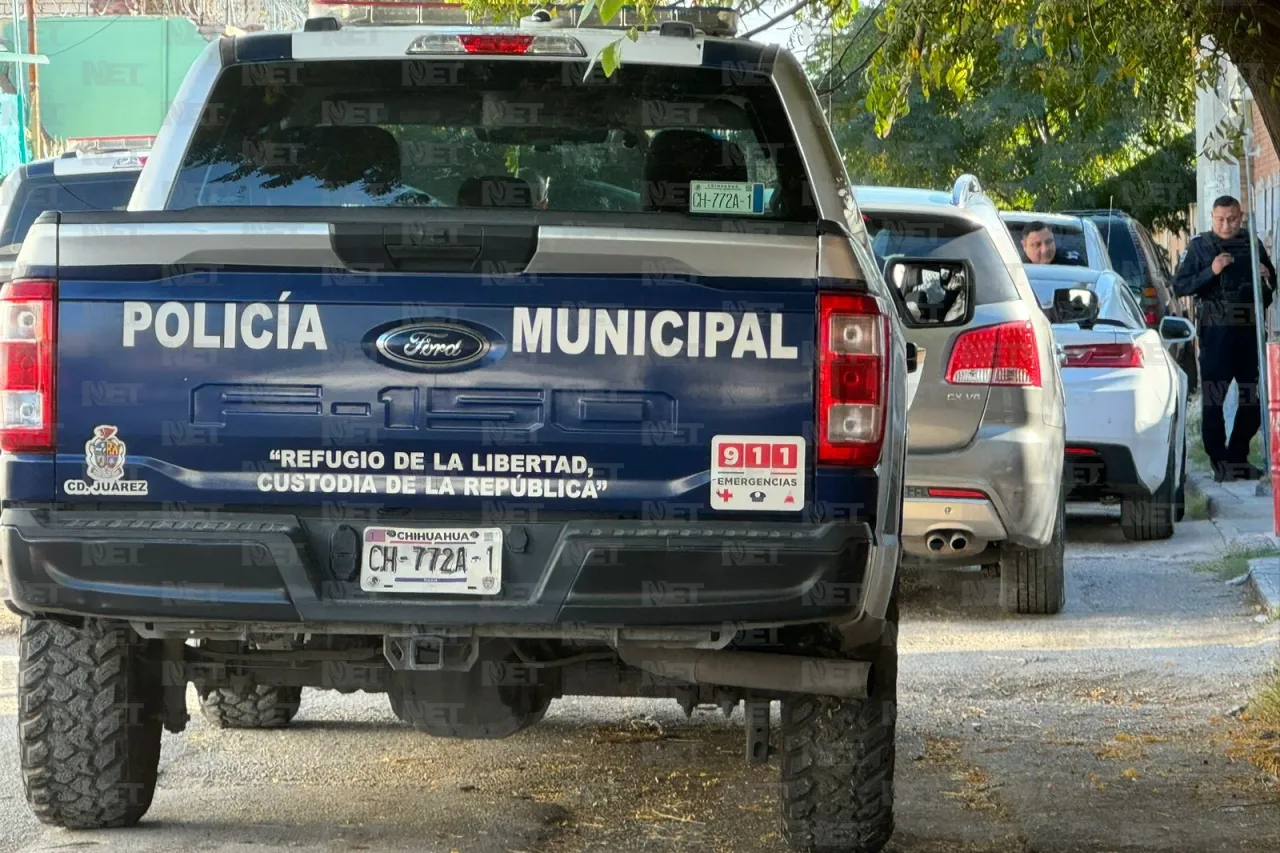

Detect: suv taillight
[1142, 286, 1158, 326]
[945, 320, 1041, 387]
[818, 292, 887, 466]
[0, 279, 56, 452]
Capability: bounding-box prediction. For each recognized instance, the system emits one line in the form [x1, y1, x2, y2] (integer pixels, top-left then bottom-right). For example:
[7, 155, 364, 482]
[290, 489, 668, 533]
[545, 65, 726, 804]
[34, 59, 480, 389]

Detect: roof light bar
[307, 2, 740, 36]
[405, 32, 586, 56]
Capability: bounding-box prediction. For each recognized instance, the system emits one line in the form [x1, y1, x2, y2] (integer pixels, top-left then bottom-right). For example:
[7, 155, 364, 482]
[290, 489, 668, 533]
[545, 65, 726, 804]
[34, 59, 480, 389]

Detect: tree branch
[741, 0, 815, 39]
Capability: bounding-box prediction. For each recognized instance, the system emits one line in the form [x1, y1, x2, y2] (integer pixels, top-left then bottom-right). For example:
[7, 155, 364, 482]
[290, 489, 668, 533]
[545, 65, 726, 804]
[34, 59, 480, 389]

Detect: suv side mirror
[1050, 287, 1099, 325]
[883, 256, 975, 328]
[1159, 315, 1195, 343]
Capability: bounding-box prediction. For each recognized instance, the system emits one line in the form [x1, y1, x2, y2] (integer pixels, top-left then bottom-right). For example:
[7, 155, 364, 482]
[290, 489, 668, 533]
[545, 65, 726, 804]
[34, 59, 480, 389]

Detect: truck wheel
[998, 487, 1066, 615]
[387, 643, 552, 740]
[1120, 439, 1177, 542]
[18, 618, 163, 829]
[779, 587, 897, 853]
[198, 685, 303, 729]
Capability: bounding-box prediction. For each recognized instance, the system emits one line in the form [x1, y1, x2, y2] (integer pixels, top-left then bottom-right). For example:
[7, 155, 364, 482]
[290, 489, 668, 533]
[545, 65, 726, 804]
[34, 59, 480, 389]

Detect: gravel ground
[0, 507, 1278, 853]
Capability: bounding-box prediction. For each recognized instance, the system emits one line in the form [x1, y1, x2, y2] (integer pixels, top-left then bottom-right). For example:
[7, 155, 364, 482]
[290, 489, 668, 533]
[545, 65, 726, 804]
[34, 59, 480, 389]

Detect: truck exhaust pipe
[614, 645, 871, 699]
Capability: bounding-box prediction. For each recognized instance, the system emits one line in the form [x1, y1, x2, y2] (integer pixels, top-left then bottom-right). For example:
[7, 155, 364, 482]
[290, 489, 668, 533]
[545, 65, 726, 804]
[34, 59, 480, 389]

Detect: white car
[1025, 265, 1195, 541]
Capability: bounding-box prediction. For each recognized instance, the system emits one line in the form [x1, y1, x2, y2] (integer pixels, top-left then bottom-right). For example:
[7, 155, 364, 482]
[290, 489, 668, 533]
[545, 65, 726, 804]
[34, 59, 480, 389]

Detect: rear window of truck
[168, 59, 817, 222]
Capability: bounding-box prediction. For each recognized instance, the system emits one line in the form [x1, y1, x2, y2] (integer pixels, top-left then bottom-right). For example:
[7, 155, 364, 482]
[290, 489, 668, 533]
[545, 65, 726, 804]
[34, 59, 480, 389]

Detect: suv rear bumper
[1, 508, 897, 634]
[901, 423, 1063, 558]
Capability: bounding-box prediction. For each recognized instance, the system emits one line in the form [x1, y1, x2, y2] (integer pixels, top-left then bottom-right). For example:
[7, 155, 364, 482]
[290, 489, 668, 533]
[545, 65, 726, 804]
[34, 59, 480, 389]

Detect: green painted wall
[3, 16, 210, 141]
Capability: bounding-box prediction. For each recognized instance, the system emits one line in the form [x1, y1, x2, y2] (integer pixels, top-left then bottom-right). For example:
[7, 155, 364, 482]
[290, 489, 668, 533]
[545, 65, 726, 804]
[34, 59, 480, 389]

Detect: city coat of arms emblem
[85, 425, 126, 482]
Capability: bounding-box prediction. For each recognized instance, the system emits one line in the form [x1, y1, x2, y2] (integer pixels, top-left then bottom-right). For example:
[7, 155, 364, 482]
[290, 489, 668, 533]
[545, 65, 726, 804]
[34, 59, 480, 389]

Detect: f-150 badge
[62, 425, 149, 497]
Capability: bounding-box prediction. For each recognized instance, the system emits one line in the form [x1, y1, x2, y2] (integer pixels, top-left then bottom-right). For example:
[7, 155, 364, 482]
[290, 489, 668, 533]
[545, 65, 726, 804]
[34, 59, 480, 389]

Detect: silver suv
[856, 176, 1068, 614]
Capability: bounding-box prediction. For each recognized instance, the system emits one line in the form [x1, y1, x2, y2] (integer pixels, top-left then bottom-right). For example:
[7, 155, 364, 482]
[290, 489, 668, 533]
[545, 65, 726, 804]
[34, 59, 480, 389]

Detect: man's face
[1022, 228, 1056, 264]
[1212, 204, 1243, 239]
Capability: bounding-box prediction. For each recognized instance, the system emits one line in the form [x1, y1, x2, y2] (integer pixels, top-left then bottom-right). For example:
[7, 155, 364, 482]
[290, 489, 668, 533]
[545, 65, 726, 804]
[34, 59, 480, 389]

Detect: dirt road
[1, 509, 1278, 853]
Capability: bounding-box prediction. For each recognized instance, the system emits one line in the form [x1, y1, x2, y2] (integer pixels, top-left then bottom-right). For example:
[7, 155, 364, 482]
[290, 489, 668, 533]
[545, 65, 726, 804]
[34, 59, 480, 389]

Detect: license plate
[360, 527, 502, 596]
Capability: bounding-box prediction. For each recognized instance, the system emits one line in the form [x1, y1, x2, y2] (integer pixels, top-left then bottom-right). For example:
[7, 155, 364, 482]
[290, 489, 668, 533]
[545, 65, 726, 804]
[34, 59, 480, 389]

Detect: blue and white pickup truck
[1, 6, 922, 851]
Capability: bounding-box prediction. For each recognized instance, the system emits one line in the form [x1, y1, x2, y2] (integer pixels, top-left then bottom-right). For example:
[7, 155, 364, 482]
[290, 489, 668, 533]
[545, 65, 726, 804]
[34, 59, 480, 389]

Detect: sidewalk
[1188, 447, 1280, 618]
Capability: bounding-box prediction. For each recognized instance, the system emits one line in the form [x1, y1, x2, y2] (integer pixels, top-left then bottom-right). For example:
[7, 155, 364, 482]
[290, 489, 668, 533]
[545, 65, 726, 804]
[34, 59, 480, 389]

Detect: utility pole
[1243, 124, 1271, 475]
[23, 0, 37, 160]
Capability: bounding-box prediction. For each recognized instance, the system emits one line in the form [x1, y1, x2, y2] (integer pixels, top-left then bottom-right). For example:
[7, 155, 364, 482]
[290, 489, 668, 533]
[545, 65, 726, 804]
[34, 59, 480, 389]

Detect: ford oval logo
[375, 322, 491, 370]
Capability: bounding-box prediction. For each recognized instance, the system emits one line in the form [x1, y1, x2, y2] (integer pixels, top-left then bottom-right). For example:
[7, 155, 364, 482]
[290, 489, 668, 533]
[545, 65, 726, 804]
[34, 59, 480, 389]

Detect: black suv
[1062, 208, 1199, 393]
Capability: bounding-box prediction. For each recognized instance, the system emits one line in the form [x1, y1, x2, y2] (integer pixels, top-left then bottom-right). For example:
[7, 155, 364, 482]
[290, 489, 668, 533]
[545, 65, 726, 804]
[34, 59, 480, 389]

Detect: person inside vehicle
[1020, 221, 1063, 265]
[1173, 194, 1277, 482]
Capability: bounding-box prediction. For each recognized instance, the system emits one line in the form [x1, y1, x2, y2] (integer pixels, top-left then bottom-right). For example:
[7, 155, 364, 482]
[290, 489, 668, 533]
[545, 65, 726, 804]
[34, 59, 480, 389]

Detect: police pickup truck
[2, 6, 921, 851]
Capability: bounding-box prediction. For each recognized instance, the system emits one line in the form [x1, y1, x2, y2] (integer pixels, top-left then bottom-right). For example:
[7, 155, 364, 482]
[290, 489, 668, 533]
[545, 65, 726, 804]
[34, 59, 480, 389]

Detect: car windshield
[1005, 220, 1090, 266]
[0, 171, 139, 249]
[169, 59, 816, 222]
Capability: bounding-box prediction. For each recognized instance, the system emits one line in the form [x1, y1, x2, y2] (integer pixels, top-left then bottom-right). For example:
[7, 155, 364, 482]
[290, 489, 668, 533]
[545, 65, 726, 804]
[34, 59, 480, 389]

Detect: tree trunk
[1211, 1, 1280, 149]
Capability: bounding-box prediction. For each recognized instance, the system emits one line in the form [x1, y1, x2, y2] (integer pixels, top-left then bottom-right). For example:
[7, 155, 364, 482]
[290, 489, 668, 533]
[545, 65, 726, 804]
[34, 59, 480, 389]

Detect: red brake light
[457, 34, 535, 54]
[927, 487, 988, 500]
[1062, 343, 1144, 368]
[0, 279, 56, 452]
[945, 321, 1041, 387]
[818, 292, 887, 466]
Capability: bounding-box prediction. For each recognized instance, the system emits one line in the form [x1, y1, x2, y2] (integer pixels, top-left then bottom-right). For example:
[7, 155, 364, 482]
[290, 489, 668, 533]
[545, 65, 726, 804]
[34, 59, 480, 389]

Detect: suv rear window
[0, 170, 138, 249]
[864, 212, 1020, 303]
[1088, 216, 1145, 285]
[1004, 220, 1089, 266]
[169, 59, 817, 222]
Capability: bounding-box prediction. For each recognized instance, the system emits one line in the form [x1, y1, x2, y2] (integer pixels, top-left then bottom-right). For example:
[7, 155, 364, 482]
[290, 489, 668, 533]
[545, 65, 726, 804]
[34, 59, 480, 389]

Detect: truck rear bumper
[2, 508, 896, 632]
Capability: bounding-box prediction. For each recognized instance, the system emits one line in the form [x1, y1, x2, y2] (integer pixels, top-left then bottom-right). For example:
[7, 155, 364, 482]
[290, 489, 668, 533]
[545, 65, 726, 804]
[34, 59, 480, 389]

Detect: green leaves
[600, 38, 623, 77]
[600, 0, 626, 25]
[813, 1, 1194, 230]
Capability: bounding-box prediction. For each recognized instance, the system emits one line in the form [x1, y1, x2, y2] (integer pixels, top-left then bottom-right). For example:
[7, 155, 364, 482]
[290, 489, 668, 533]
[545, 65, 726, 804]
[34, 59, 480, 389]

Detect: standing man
[1173, 195, 1276, 482]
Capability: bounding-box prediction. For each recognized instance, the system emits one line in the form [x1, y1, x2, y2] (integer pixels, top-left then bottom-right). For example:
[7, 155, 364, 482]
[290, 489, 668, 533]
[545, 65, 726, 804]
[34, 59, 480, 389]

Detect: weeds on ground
[1225, 670, 1280, 782]
[0, 607, 16, 635]
[1185, 398, 1264, 471]
[1193, 544, 1280, 581]
[1184, 480, 1212, 520]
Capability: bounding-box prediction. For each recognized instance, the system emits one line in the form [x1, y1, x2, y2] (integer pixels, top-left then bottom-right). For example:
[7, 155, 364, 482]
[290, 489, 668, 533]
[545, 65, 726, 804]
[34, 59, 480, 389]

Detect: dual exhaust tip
[927, 531, 969, 552]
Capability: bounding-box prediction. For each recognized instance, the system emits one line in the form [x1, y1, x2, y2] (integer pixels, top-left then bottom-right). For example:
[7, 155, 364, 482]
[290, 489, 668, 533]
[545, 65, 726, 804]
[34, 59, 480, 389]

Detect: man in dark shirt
[1173, 194, 1276, 482]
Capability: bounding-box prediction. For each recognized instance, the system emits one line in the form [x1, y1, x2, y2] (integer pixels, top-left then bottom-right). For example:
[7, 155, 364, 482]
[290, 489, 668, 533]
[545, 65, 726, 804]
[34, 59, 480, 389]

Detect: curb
[1246, 557, 1280, 619]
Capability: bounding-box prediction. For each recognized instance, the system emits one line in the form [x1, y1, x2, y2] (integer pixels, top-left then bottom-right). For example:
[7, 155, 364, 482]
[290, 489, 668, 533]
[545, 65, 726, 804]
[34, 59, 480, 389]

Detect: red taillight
[1142, 288, 1158, 326]
[945, 321, 1041, 387]
[457, 34, 535, 54]
[0, 279, 56, 452]
[1062, 343, 1144, 368]
[927, 487, 988, 500]
[1065, 446, 1097, 456]
[817, 292, 887, 466]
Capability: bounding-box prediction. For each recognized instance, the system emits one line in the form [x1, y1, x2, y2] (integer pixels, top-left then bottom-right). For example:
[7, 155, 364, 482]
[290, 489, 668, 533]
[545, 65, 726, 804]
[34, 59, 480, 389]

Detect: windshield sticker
[63, 425, 149, 496]
[711, 435, 804, 512]
[689, 181, 767, 216]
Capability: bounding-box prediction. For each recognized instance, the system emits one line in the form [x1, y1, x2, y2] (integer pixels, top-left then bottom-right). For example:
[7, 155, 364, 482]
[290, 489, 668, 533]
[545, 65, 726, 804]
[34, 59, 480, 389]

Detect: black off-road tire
[1120, 434, 1177, 542]
[198, 685, 303, 729]
[998, 486, 1067, 615]
[388, 642, 552, 739]
[779, 585, 898, 853]
[18, 618, 163, 830]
